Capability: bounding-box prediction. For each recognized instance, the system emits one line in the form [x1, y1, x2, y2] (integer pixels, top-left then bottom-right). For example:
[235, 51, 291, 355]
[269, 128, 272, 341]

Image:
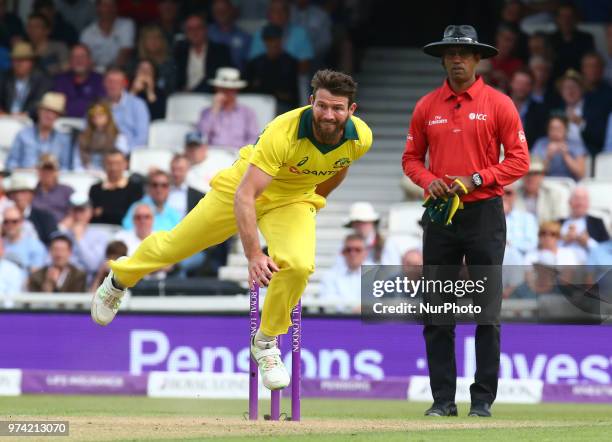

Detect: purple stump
[291, 301, 301, 421]
[248, 284, 259, 420]
[270, 335, 281, 420]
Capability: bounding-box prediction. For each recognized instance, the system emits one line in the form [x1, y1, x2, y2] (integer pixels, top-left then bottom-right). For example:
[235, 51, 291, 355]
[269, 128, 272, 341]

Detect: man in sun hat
[0, 41, 51, 118]
[343, 201, 383, 265]
[6, 91, 79, 170]
[197, 67, 260, 152]
[402, 25, 530, 418]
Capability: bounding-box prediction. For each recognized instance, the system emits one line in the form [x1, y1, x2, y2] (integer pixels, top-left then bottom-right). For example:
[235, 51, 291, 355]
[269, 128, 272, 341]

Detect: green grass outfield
[1, 395, 612, 441]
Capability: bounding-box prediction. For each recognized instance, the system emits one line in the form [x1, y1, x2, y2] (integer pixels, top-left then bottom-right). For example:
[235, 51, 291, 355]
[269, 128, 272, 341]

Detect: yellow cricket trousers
[109, 189, 316, 336]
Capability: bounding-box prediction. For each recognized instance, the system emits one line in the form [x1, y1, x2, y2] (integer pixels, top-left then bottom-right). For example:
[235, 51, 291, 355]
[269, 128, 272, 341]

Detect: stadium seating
[387, 202, 424, 235]
[166, 93, 212, 124]
[166, 92, 277, 130]
[129, 148, 174, 175]
[594, 152, 612, 180]
[580, 178, 612, 212]
[54, 117, 85, 133]
[148, 120, 195, 151]
[0, 116, 31, 149]
[58, 170, 104, 192]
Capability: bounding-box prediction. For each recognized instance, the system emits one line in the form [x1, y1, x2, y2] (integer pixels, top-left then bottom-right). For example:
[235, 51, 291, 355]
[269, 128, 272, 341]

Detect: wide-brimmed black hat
[423, 25, 498, 59]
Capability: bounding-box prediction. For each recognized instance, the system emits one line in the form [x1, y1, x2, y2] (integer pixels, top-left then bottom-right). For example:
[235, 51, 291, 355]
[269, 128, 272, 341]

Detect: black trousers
[421, 196, 506, 405]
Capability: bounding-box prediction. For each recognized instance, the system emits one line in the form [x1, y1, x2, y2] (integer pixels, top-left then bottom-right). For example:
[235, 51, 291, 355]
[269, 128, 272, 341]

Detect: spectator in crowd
[33, 0, 79, 46]
[198, 68, 259, 151]
[0, 42, 51, 119]
[80, 0, 135, 70]
[0, 180, 14, 221]
[26, 13, 69, 75]
[157, 0, 182, 48]
[343, 202, 382, 265]
[0, 0, 24, 47]
[135, 24, 176, 94]
[509, 69, 549, 147]
[174, 13, 233, 93]
[168, 154, 190, 216]
[54, 0, 96, 33]
[90, 240, 127, 291]
[291, 0, 332, 71]
[6, 175, 57, 246]
[209, 0, 251, 72]
[503, 183, 539, 257]
[59, 193, 110, 283]
[115, 203, 153, 254]
[129, 59, 167, 120]
[104, 67, 150, 151]
[559, 186, 609, 264]
[529, 55, 562, 109]
[32, 154, 74, 223]
[498, 0, 529, 62]
[28, 232, 87, 292]
[556, 69, 609, 156]
[77, 100, 129, 171]
[587, 230, 612, 266]
[6, 92, 78, 170]
[514, 159, 569, 222]
[605, 23, 612, 85]
[581, 52, 612, 111]
[53, 44, 104, 119]
[527, 31, 553, 62]
[89, 150, 143, 225]
[490, 25, 523, 91]
[122, 170, 181, 231]
[532, 115, 587, 180]
[524, 221, 580, 266]
[549, 3, 595, 79]
[0, 237, 26, 308]
[245, 24, 299, 113]
[1, 206, 47, 272]
[320, 233, 367, 313]
[249, 0, 314, 76]
[184, 132, 235, 195]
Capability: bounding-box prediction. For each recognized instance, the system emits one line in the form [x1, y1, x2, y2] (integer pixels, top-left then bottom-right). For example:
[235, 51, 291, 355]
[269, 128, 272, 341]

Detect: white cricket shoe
[91, 260, 127, 326]
[250, 336, 290, 390]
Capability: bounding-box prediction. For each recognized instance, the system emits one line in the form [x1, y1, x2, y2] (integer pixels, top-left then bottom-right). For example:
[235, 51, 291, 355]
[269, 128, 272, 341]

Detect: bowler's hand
[445, 175, 474, 195]
[248, 252, 279, 288]
[427, 178, 451, 198]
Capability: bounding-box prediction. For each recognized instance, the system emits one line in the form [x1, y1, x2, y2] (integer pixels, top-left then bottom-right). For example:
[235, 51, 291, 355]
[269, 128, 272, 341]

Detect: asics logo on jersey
[297, 156, 309, 166]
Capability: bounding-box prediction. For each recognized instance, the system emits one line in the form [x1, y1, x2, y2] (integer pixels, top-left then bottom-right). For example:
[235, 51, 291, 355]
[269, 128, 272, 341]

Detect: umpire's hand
[427, 178, 451, 198]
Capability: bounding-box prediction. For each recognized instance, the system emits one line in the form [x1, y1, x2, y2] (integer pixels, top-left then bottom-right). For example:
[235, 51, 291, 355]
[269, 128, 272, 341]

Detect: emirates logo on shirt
[428, 116, 448, 126]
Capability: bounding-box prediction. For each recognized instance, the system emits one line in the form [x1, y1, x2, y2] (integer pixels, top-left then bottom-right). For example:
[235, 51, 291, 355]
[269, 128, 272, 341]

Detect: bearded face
[310, 89, 356, 145]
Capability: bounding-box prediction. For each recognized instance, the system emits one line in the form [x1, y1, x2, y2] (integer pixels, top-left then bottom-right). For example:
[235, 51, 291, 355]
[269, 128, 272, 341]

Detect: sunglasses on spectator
[149, 181, 169, 188]
[343, 246, 365, 254]
[2, 218, 21, 225]
[539, 230, 559, 237]
[504, 190, 515, 195]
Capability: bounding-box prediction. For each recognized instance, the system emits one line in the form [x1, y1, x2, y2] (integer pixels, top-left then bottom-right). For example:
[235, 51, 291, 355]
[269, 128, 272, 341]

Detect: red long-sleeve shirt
[402, 76, 530, 202]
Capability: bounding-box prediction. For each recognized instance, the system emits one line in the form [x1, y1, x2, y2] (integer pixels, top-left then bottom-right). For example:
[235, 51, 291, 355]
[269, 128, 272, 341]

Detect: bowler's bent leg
[258, 202, 316, 336]
[110, 190, 238, 287]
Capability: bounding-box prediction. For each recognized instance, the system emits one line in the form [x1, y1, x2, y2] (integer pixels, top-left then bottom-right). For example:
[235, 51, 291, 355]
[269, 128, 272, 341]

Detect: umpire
[402, 25, 529, 417]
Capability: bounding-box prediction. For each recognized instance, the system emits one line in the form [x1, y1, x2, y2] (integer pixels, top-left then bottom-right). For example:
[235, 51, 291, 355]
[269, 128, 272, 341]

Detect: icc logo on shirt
[469, 113, 487, 121]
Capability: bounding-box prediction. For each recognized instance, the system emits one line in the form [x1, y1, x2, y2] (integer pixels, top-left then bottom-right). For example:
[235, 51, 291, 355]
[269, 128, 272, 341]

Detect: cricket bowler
[91, 69, 373, 391]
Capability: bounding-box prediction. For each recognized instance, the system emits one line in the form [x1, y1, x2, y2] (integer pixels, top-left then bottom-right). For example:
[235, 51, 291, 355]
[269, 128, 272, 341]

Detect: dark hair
[105, 240, 128, 258]
[27, 12, 50, 29]
[104, 66, 127, 79]
[103, 149, 125, 159]
[581, 51, 604, 67]
[512, 67, 534, 83]
[147, 169, 170, 184]
[548, 113, 568, 128]
[311, 69, 358, 105]
[49, 232, 73, 249]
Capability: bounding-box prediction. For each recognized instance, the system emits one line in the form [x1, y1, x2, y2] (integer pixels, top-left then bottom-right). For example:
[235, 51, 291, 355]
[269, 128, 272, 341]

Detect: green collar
[297, 107, 359, 154]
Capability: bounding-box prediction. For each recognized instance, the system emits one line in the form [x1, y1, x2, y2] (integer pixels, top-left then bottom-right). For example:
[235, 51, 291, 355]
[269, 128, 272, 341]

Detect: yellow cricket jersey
[210, 105, 373, 209]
